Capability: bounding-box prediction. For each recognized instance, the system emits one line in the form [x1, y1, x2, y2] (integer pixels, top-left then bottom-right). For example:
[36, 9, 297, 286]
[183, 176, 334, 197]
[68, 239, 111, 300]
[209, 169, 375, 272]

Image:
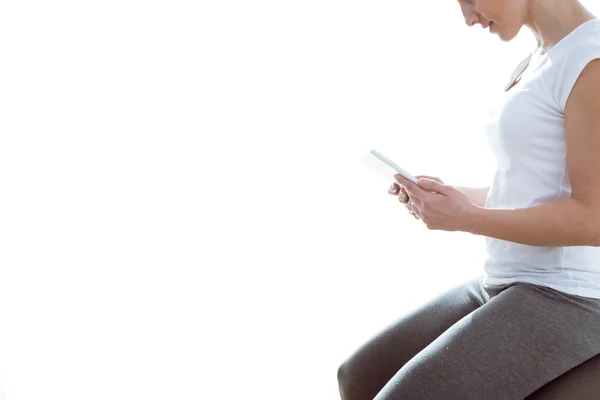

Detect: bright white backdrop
[1, 1, 599, 399]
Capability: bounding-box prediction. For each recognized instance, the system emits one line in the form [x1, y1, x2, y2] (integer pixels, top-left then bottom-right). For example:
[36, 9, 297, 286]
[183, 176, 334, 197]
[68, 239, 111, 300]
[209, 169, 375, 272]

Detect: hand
[389, 175, 444, 220]
[392, 174, 476, 232]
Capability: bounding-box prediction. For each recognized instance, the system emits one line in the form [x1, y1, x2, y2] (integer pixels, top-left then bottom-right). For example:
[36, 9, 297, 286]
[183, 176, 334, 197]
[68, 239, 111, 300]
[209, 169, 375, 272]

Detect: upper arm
[564, 58, 600, 241]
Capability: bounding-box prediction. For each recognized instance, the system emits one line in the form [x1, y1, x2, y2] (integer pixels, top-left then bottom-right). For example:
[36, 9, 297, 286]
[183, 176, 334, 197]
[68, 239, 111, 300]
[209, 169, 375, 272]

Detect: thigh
[525, 351, 600, 399]
[337, 276, 487, 400]
[373, 282, 600, 400]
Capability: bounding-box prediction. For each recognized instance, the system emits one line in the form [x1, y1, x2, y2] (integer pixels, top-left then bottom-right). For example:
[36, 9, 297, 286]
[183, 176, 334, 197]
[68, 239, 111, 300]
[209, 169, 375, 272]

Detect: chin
[498, 27, 520, 42]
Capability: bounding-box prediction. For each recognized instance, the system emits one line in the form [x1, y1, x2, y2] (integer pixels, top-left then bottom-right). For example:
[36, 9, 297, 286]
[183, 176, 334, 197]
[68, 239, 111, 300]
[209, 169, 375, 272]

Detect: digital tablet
[362, 149, 420, 185]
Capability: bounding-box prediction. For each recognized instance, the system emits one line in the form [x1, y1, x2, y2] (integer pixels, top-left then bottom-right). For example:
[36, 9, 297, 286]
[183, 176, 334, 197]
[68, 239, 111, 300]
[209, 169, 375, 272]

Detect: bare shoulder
[565, 58, 600, 115]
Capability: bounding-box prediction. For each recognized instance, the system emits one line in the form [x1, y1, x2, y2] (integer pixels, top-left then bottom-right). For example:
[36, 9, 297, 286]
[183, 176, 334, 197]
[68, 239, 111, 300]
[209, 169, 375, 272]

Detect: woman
[337, 0, 600, 399]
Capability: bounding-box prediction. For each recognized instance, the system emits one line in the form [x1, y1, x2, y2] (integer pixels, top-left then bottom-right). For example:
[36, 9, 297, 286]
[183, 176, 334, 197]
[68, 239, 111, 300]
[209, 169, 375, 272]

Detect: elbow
[583, 202, 600, 247]
[592, 225, 600, 247]
[594, 231, 600, 247]
[593, 214, 600, 247]
[589, 223, 600, 246]
[569, 199, 600, 246]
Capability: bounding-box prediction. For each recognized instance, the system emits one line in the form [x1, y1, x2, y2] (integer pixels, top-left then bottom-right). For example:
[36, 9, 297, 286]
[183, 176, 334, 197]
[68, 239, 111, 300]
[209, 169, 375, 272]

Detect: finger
[407, 201, 416, 213]
[396, 183, 407, 193]
[412, 209, 422, 220]
[394, 175, 429, 199]
[392, 184, 407, 196]
[414, 175, 445, 188]
[408, 201, 423, 219]
[409, 196, 422, 209]
[399, 193, 409, 204]
[406, 178, 439, 200]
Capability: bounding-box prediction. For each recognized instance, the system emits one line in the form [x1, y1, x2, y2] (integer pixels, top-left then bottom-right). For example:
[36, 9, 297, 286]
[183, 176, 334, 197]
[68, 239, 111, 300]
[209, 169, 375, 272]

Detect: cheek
[491, 0, 522, 24]
[476, 0, 506, 22]
[474, 0, 493, 16]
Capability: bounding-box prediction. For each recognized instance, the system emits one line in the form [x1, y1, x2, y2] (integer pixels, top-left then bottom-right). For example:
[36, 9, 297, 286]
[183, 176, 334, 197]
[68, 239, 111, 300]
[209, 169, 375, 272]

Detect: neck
[525, 0, 596, 55]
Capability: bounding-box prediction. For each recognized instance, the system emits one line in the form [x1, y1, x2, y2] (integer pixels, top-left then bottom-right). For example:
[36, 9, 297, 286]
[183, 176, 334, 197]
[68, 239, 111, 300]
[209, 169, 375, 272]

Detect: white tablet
[362, 149, 420, 185]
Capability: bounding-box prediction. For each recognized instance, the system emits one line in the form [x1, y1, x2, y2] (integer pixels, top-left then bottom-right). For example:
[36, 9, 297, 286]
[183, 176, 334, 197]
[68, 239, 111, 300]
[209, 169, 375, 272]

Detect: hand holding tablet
[362, 149, 458, 225]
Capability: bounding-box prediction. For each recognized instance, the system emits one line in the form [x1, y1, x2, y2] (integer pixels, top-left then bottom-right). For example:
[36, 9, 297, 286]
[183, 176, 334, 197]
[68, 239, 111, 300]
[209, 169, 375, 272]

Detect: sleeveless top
[482, 18, 600, 298]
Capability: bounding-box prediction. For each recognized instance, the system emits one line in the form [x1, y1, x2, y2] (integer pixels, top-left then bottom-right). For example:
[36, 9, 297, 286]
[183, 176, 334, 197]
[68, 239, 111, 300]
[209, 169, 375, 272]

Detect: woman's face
[457, 0, 526, 41]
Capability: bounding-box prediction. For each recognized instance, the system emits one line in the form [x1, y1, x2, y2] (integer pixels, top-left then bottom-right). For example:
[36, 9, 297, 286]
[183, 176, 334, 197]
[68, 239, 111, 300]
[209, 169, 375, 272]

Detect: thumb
[418, 178, 449, 194]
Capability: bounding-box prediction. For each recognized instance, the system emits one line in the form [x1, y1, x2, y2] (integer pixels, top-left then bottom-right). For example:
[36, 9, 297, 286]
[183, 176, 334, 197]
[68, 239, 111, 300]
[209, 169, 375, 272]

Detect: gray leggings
[337, 275, 600, 399]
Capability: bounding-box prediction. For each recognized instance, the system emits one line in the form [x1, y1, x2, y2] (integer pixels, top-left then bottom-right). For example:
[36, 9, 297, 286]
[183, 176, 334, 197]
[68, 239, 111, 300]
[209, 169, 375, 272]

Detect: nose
[459, 3, 489, 28]
[466, 15, 490, 28]
[466, 14, 479, 27]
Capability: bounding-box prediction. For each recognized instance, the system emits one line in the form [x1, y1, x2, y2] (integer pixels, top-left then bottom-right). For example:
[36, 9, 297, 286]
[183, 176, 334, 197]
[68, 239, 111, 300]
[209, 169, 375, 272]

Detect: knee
[337, 360, 363, 400]
[337, 359, 376, 400]
[337, 361, 349, 399]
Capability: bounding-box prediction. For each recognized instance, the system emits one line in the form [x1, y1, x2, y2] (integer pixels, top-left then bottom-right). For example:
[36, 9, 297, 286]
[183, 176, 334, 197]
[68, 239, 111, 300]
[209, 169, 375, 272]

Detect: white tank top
[483, 18, 600, 298]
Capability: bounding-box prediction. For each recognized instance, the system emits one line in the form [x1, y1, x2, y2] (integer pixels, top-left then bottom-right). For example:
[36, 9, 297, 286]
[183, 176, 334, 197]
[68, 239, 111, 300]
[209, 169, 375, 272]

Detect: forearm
[468, 197, 600, 247]
[455, 186, 490, 208]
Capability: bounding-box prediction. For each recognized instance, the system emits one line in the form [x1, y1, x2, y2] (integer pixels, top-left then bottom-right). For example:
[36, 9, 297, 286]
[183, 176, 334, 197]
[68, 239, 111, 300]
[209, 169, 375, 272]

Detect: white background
[1, 1, 598, 399]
